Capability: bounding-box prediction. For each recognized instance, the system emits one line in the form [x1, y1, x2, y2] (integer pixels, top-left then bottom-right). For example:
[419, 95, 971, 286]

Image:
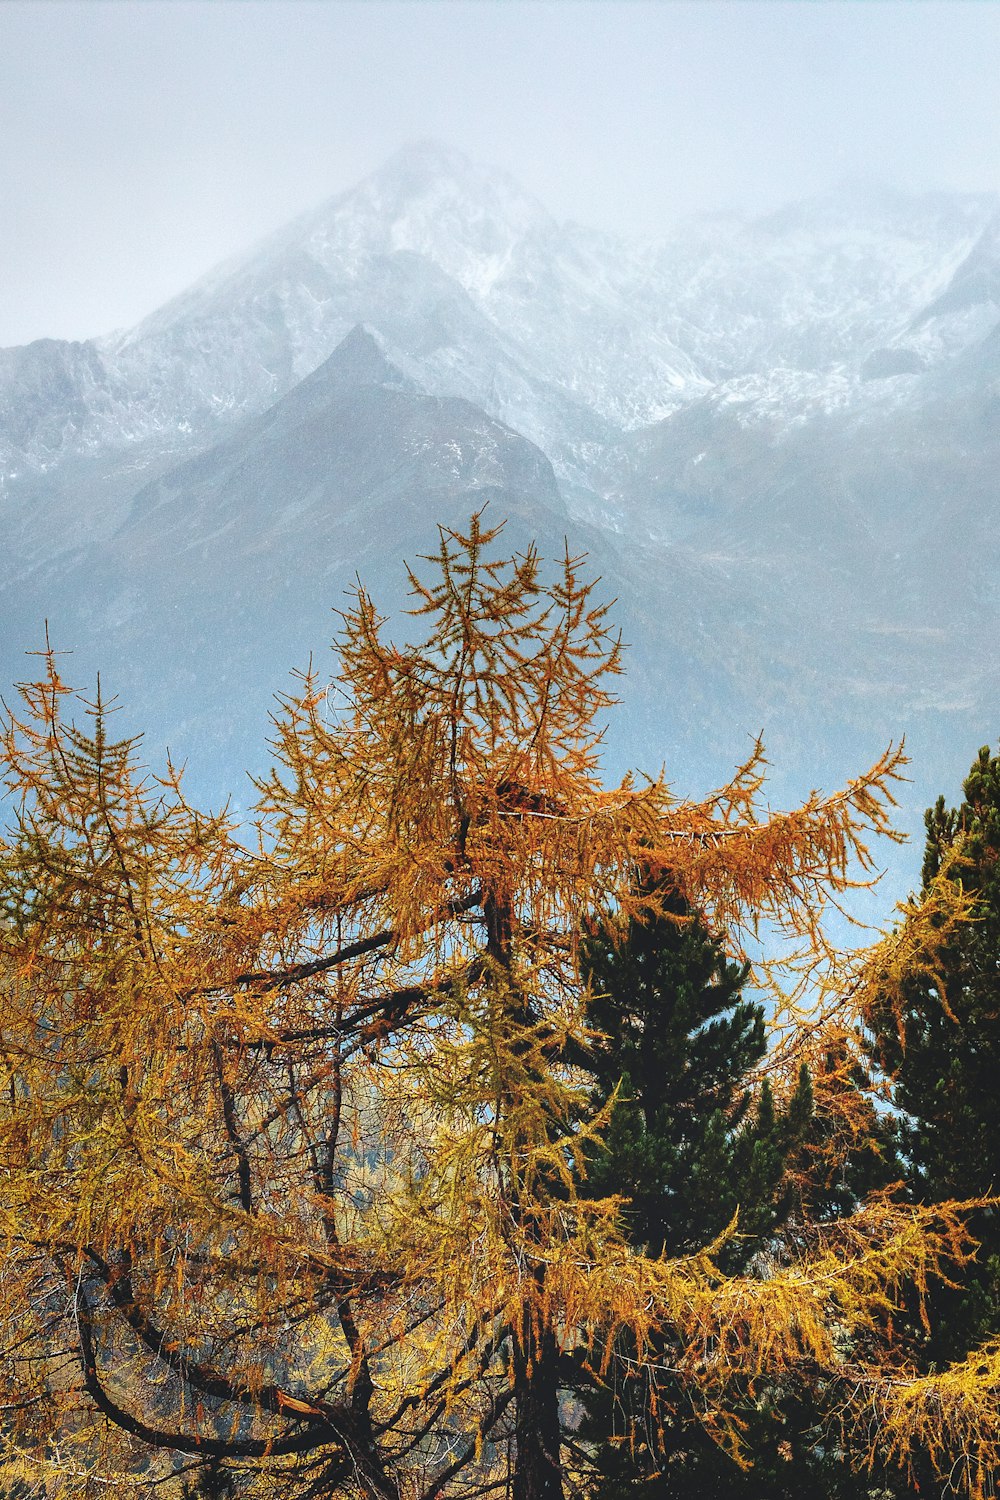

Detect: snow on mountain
[3, 146, 1000, 873]
[5, 145, 995, 512]
[2, 326, 583, 807]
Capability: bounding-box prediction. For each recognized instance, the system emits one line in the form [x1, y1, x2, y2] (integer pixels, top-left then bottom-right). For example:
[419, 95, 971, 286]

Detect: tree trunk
[483, 883, 564, 1500]
[512, 1323, 564, 1500]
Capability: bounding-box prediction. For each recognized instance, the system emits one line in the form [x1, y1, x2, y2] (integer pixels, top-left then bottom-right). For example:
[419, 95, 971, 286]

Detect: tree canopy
[570, 891, 814, 1500]
[862, 745, 1000, 1495]
[0, 514, 993, 1499]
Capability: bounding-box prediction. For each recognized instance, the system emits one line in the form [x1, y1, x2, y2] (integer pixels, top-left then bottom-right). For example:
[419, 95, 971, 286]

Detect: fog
[2, 0, 999, 347]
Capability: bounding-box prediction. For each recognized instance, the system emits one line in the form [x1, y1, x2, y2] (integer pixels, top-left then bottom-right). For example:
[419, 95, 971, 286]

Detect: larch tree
[0, 514, 992, 1500]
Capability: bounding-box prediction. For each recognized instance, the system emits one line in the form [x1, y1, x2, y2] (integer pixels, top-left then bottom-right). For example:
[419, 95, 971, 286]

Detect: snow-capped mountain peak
[333, 139, 556, 274]
[4, 146, 1000, 503]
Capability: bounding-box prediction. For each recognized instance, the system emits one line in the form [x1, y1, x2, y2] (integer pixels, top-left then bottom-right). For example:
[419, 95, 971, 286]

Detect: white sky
[2, 0, 999, 347]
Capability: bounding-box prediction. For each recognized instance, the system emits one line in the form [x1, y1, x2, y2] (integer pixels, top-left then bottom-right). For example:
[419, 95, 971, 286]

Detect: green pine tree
[869, 744, 1000, 1365]
[571, 889, 818, 1500]
[579, 892, 807, 1265]
[571, 885, 911, 1500]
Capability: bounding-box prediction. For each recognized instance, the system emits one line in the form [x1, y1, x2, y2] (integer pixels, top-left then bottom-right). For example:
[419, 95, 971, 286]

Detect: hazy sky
[2, 0, 999, 347]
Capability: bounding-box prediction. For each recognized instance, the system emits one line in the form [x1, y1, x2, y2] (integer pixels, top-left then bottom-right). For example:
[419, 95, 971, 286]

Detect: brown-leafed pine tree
[0, 515, 991, 1499]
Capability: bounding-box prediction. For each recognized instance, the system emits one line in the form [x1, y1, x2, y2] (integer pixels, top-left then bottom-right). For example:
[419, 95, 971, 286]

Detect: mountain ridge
[6, 143, 996, 503]
[2, 145, 999, 891]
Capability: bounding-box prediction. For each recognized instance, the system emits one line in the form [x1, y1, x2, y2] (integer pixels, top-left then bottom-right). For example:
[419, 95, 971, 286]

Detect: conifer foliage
[863, 745, 1000, 1493]
[0, 515, 991, 1498]
[580, 893, 811, 1263]
[573, 893, 813, 1498]
[874, 745, 1000, 1228]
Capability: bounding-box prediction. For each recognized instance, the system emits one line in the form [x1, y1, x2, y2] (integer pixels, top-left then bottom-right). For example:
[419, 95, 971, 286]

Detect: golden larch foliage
[0, 514, 994, 1499]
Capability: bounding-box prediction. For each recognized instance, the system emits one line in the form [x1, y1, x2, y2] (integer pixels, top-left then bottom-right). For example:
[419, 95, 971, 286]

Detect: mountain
[2, 144, 1000, 881]
[12, 149, 991, 505]
[3, 326, 594, 807]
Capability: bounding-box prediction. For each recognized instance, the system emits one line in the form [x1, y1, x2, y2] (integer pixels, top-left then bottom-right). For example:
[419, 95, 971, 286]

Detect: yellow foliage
[873, 1337, 1000, 1499]
[0, 514, 991, 1499]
